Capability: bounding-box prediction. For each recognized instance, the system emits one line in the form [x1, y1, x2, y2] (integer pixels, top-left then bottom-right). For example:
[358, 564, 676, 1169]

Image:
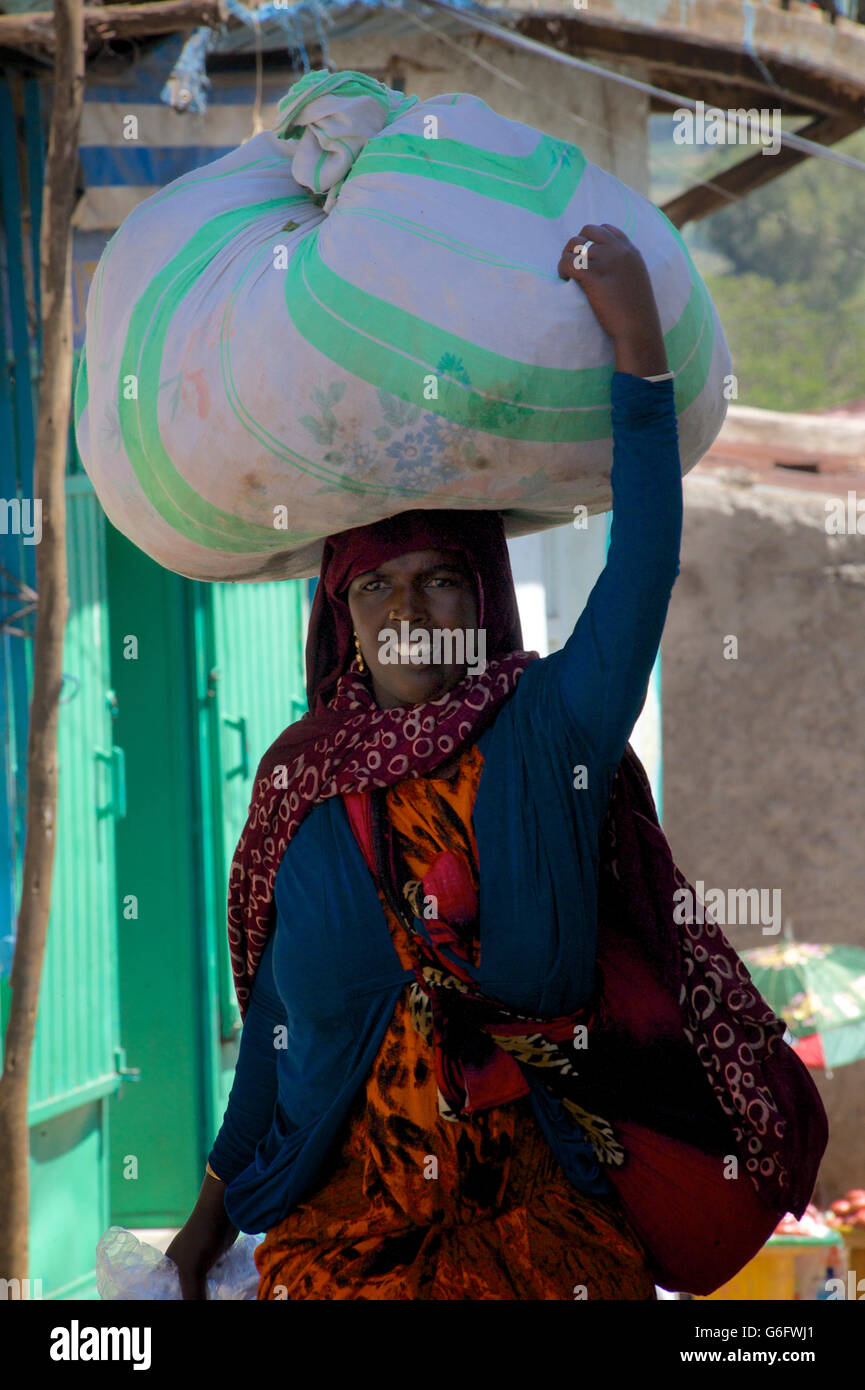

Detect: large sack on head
[75, 68, 731, 583]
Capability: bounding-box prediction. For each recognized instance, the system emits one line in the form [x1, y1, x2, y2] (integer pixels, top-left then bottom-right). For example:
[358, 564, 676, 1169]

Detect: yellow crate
[695, 1237, 844, 1301]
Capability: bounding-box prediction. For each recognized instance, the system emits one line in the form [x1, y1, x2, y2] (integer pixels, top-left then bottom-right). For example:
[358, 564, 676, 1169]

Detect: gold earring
[353, 630, 365, 673]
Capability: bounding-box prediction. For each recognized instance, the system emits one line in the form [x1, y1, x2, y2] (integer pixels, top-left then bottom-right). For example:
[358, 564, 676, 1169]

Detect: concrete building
[662, 400, 865, 1202]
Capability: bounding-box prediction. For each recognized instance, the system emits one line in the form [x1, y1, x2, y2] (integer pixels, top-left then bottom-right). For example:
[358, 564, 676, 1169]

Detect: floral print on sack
[300, 383, 487, 493]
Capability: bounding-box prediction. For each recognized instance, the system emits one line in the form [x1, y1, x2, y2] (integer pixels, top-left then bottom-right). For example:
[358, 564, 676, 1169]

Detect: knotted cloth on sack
[75, 68, 732, 583]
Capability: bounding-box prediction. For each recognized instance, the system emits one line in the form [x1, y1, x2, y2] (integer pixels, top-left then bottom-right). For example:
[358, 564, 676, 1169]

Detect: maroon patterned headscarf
[307, 507, 526, 713]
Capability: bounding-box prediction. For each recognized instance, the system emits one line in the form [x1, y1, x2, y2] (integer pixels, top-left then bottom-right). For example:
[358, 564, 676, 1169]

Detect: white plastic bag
[76, 67, 731, 583]
[96, 1225, 265, 1300]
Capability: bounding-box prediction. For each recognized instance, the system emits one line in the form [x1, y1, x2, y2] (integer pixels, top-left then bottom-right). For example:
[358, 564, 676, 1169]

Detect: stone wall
[662, 471, 865, 1204]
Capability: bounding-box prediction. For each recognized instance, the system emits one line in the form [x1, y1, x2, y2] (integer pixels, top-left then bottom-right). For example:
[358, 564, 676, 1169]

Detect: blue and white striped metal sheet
[74, 37, 289, 232]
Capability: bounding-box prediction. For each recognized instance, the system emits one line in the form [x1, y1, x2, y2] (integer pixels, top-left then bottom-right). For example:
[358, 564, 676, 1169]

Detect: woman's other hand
[557, 224, 669, 378]
[164, 1172, 240, 1300]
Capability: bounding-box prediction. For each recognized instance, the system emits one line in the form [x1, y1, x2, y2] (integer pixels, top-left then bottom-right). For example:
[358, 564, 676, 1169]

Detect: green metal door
[204, 578, 308, 1113]
[104, 543, 308, 1227]
[104, 527, 217, 1228]
[16, 477, 124, 1298]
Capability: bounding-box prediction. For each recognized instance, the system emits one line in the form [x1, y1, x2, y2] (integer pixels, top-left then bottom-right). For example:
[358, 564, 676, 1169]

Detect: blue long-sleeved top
[209, 371, 683, 1233]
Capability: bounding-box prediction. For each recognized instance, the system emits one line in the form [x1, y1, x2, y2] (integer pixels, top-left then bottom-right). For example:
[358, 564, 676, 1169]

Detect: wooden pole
[0, 0, 84, 1293]
[0, 0, 226, 52]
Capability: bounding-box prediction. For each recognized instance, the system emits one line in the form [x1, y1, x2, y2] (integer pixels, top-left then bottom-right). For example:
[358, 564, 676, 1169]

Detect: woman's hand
[558, 224, 669, 378]
[164, 1172, 240, 1300]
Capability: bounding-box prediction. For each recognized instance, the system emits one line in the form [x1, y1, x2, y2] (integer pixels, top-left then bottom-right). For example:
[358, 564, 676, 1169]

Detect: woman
[166, 226, 827, 1300]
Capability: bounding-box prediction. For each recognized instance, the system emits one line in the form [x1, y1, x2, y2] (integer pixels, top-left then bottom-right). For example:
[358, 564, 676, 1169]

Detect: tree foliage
[676, 129, 865, 409]
[700, 130, 865, 312]
[703, 271, 865, 411]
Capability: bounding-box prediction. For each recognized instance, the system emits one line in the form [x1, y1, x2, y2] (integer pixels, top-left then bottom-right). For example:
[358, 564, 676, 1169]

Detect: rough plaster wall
[327, 31, 650, 192]
[662, 474, 865, 1202]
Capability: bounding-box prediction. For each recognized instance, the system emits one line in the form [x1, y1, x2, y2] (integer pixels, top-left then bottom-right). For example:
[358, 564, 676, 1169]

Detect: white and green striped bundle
[76, 68, 731, 582]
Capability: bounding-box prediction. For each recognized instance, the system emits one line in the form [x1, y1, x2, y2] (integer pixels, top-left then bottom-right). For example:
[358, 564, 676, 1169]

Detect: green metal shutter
[24, 477, 124, 1298]
[104, 552, 308, 1226]
[206, 580, 308, 1051]
[105, 529, 212, 1228]
[28, 477, 122, 1120]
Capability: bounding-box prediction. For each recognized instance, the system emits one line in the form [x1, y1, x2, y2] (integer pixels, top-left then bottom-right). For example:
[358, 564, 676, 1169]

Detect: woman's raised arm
[549, 225, 684, 775]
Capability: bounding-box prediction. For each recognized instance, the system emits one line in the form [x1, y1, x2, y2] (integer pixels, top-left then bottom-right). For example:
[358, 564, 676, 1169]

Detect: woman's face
[346, 548, 480, 708]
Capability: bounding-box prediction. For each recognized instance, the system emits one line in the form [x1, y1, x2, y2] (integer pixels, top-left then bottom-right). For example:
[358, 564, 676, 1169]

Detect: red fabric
[608, 1123, 779, 1295]
[420, 850, 478, 941]
[793, 1033, 825, 1068]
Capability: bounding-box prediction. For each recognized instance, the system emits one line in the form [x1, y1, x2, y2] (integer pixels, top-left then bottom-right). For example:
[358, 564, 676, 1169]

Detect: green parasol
[741, 942, 865, 1070]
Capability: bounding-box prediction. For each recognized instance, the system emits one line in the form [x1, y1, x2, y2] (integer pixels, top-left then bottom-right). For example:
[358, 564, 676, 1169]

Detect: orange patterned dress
[254, 743, 657, 1300]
